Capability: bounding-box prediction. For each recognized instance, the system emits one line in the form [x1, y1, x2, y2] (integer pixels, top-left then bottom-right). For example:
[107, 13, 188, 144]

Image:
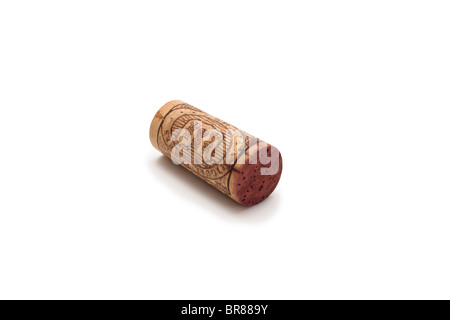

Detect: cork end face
[150, 100, 185, 151]
[231, 144, 282, 207]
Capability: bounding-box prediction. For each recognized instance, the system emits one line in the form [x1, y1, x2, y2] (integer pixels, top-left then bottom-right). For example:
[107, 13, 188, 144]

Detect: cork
[150, 100, 282, 207]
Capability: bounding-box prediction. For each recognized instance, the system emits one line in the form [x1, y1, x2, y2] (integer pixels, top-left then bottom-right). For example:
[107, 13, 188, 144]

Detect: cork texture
[150, 100, 282, 206]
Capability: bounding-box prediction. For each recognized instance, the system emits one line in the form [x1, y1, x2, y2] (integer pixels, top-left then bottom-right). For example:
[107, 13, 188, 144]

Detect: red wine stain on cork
[234, 146, 282, 207]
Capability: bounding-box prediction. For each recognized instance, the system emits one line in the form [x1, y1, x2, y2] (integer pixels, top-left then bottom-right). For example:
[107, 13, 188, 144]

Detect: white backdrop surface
[0, 1, 449, 299]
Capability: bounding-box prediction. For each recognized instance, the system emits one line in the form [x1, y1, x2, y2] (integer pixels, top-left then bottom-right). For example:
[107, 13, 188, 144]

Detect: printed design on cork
[155, 103, 257, 195]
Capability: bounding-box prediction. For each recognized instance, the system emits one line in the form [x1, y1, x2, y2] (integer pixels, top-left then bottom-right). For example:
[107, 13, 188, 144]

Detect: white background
[0, 1, 449, 300]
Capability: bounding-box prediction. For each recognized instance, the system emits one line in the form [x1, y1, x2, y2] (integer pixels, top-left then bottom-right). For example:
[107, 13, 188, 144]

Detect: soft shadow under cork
[148, 156, 280, 223]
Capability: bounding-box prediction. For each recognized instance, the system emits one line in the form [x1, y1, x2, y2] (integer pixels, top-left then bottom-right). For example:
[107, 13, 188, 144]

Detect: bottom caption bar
[152, 301, 301, 318]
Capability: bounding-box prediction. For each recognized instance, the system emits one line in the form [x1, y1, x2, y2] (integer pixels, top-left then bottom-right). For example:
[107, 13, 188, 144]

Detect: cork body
[150, 100, 282, 206]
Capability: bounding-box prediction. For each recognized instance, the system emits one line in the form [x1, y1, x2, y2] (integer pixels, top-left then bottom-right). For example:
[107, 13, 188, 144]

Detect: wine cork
[150, 100, 282, 206]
